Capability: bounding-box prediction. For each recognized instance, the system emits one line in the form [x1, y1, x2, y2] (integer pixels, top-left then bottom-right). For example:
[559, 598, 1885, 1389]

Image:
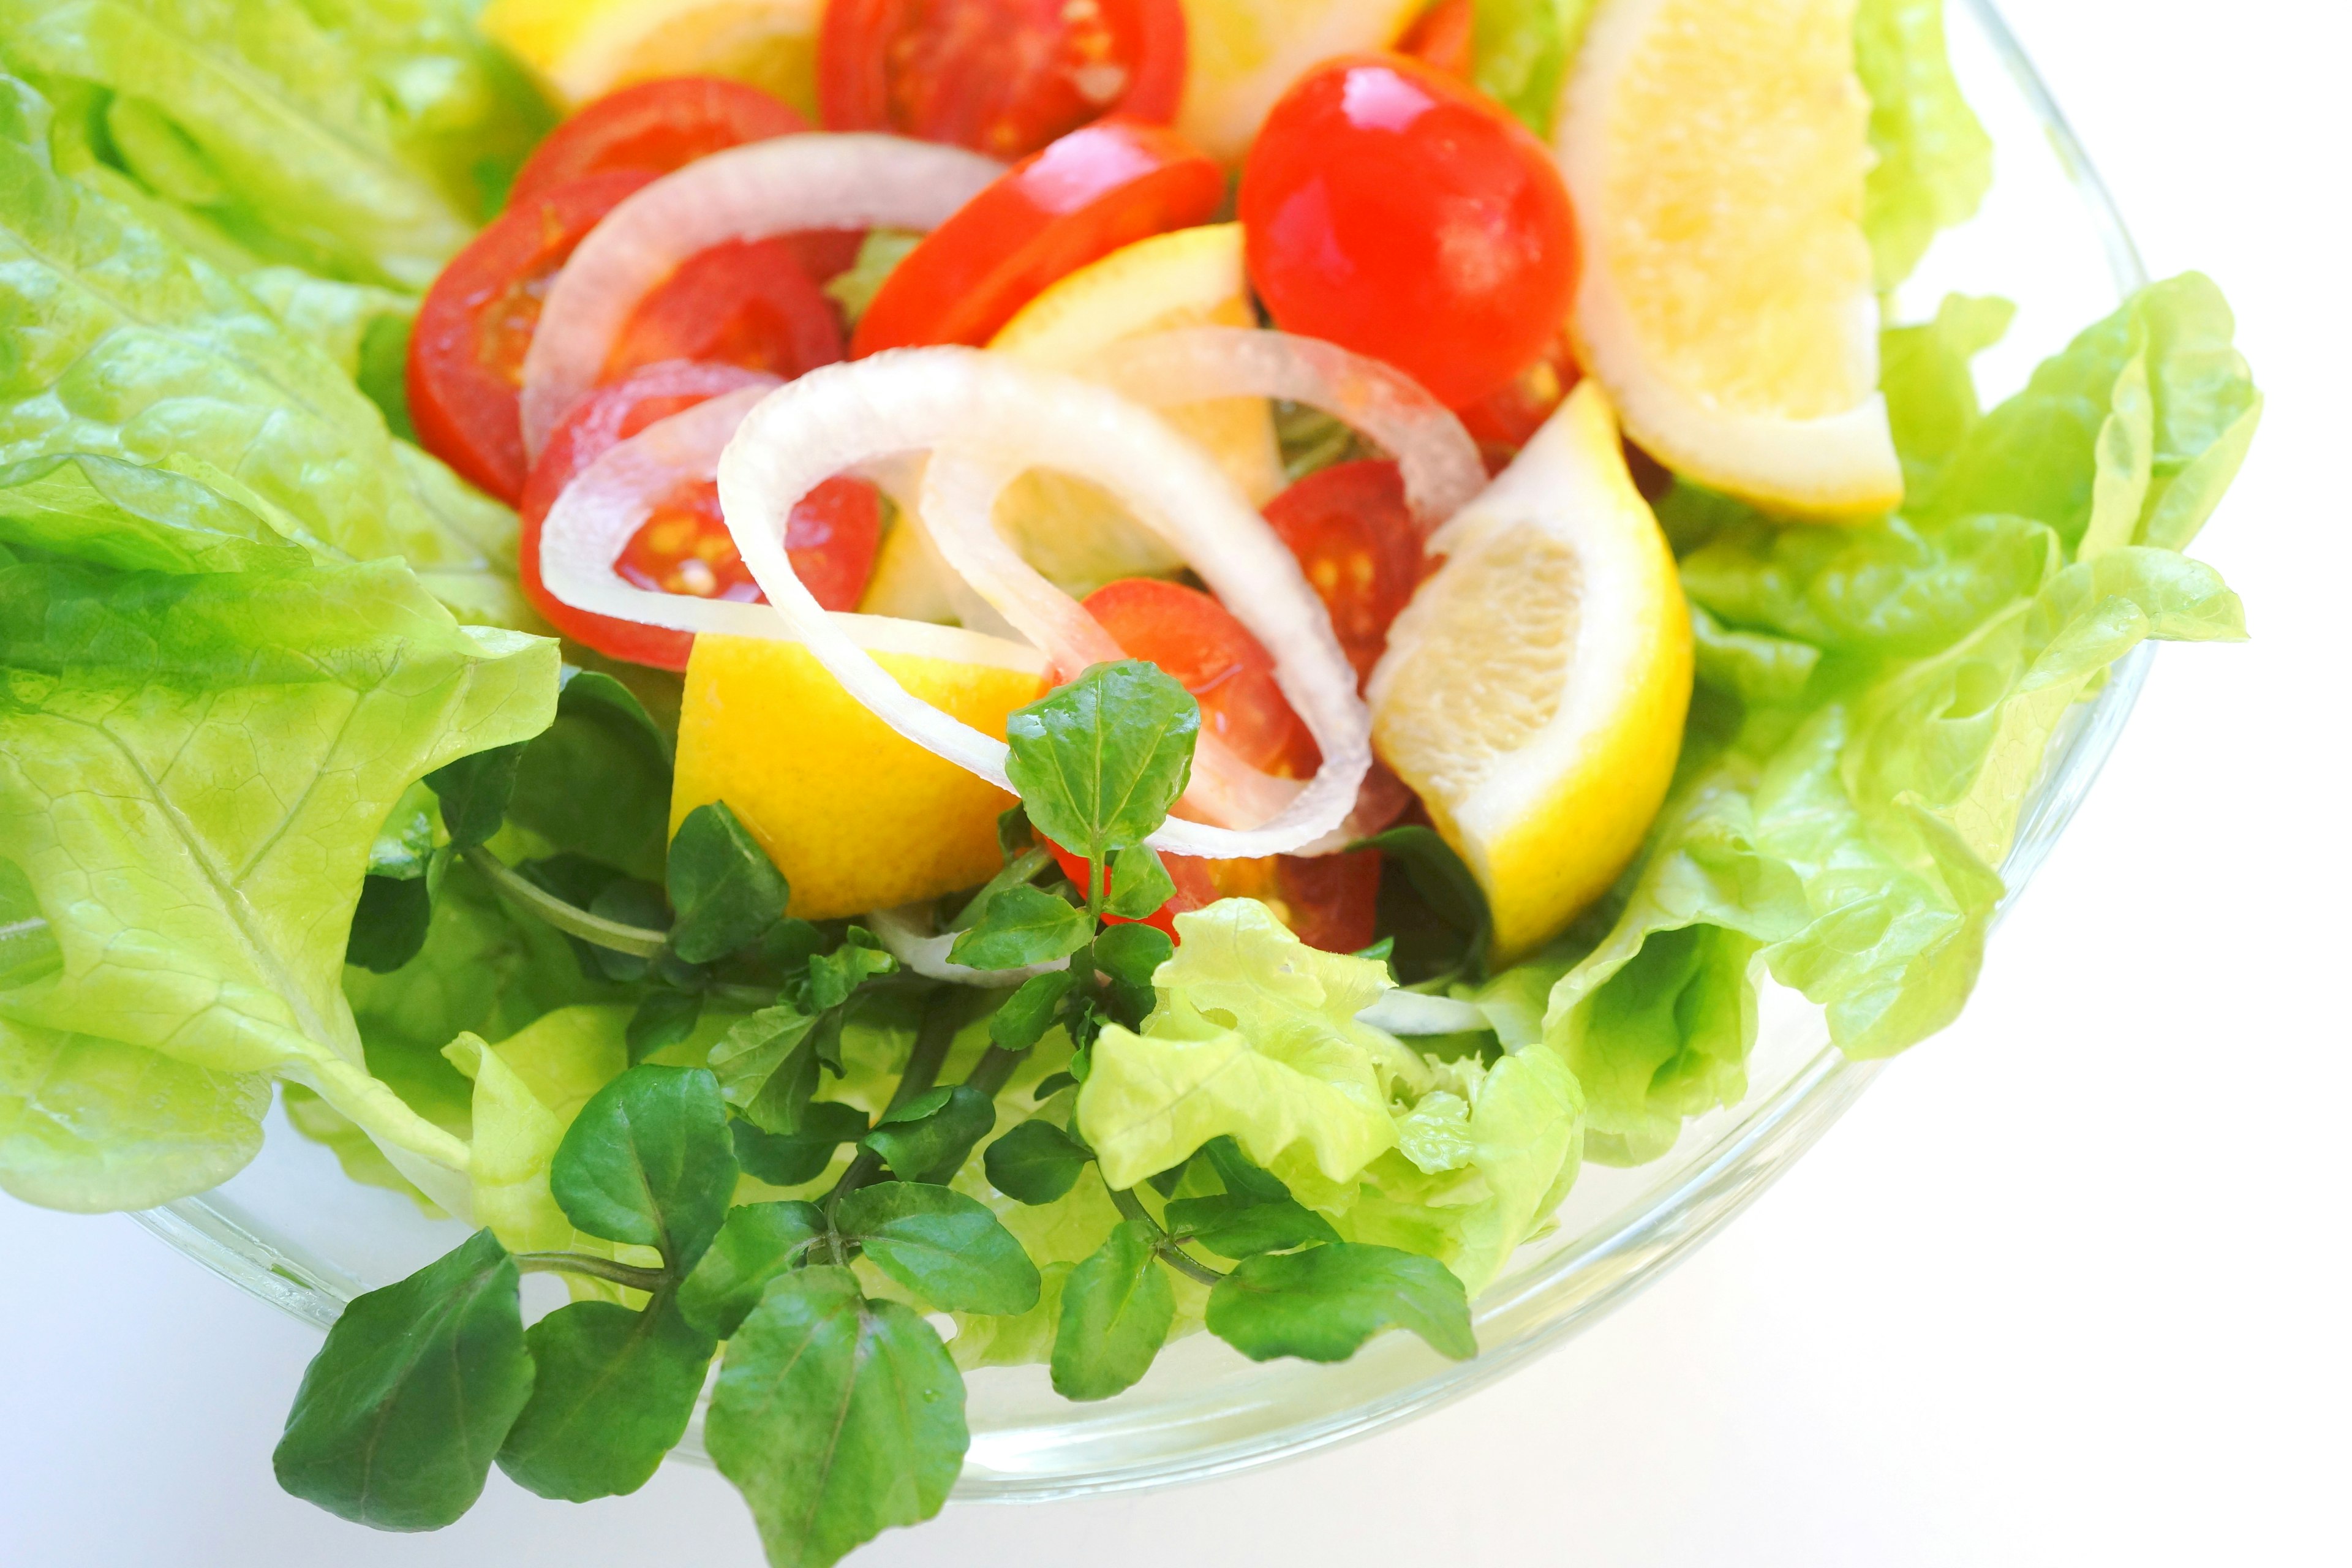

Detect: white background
[4, 1, 2346, 1562]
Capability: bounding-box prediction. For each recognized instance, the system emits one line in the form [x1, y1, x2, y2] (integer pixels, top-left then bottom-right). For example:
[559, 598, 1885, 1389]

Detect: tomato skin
[603, 236, 847, 385]
[508, 77, 809, 205]
[818, 0, 1185, 159]
[1456, 331, 1581, 471]
[1239, 53, 1578, 409]
[1082, 578, 1317, 778]
[851, 117, 1223, 353]
[1261, 459, 1422, 685]
[408, 170, 655, 502]
[1400, 0, 1476, 78]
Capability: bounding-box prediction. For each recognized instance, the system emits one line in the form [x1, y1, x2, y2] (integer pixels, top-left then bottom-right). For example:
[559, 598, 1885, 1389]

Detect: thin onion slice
[1355, 990, 1492, 1035]
[1093, 326, 1487, 536]
[866, 902, 1068, 987]
[519, 134, 1001, 456]
[716, 349, 1373, 860]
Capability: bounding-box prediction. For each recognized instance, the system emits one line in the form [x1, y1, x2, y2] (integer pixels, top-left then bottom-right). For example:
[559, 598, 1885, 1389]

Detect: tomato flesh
[507, 77, 809, 205]
[604, 236, 847, 385]
[408, 170, 655, 502]
[1261, 459, 1422, 685]
[818, 0, 1185, 159]
[1239, 53, 1578, 409]
[851, 116, 1223, 353]
[1456, 332, 1581, 472]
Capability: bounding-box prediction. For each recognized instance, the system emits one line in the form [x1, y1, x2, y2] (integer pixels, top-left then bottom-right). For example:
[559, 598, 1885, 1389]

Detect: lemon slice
[673, 620, 1048, 919]
[1555, 0, 1901, 519]
[1177, 0, 1425, 163]
[1368, 381, 1692, 961]
[480, 0, 823, 114]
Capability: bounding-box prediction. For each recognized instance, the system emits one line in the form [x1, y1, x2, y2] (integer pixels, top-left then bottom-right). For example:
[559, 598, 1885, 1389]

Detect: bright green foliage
[426, 743, 524, 853]
[1102, 844, 1175, 920]
[706, 1267, 968, 1568]
[679, 1200, 829, 1338]
[1164, 1192, 1338, 1259]
[511, 671, 675, 883]
[989, 970, 1080, 1054]
[834, 1181, 1042, 1315]
[862, 1084, 996, 1181]
[983, 1118, 1093, 1205]
[1472, 0, 1587, 137]
[273, 1229, 535, 1531]
[497, 1298, 716, 1503]
[947, 884, 1092, 970]
[1853, 0, 1992, 288]
[1003, 660, 1199, 864]
[666, 804, 788, 963]
[1051, 1220, 1174, 1400]
[1206, 1242, 1476, 1363]
[730, 1102, 868, 1189]
[549, 1065, 737, 1272]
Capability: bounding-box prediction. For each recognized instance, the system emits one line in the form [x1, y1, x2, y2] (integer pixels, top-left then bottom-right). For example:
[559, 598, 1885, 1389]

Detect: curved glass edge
[125, 0, 2160, 1508]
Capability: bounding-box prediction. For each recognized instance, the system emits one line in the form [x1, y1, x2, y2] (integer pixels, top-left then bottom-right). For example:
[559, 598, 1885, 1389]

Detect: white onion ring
[519, 134, 1001, 454]
[715, 349, 1373, 860]
[865, 903, 1068, 987]
[1094, 326, 1487, 536]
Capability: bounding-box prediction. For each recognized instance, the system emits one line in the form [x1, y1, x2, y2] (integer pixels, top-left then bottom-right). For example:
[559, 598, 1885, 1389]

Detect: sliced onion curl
[715, 349, 1374, 861]
[519, 133, 1001, 456]
[1093, 326, 1487, 538]
[865, 902, 1068, 987]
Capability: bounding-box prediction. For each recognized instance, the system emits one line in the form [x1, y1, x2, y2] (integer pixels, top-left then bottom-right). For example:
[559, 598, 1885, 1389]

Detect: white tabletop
[4, 1, 2345, 1562]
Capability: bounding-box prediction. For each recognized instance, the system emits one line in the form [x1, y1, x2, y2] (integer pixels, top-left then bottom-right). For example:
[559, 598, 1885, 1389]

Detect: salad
[0, 0, 2258, 1562]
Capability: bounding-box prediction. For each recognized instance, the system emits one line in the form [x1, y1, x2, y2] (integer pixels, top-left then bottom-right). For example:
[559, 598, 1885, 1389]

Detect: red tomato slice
[818, 0, 1185, 159]
[1240, 53, 1578, 409]
[603, 235, 847, 385]
[1045, 839, 1218, 939]
[851, 117, 1222, 353]
[1455, 332, 1581, 472]
[1261, 459, 1422, 685]
[508, 77, 809, 205]
[1400, 0, 1476, 78]
[408, 170, 655, 502]
[519, 364, 881, 669]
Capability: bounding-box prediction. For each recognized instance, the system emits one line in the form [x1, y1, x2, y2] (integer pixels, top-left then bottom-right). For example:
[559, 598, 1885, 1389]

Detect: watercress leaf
[1354, 826, 1491, 978]
[1003, 660, 1199, 858]
[997, 805, 1035, 858]
[1050, 1220, 1174, 1401]
[990, 970, 1080, 1054]
[496, 1297, 715, 1502]
[1163, 1193, 1340, 1259]
[345, 872, 433, 974]
[508, 669, 675, 883]
[946, 884, 1092, 971]
[1093, 922, 1174, 993]
[425, 742, 526, 854]
[666, 803, 788, 964]
[1103, 843, 1176, 920]
[861, 1085, 996, 1182]
[709, 1005, 823, 1134]
[834, 1182, 1041, 1315]
[982, 1119, 1093, 1205]
[549, 1065, 736, 1271]
[805, 940, 898, 1012]
[1145, 1158, 1190, 1197]
[1206, 1242, 1476, 1363]
[626, 989, 704, 1066]
[679, 1200, 830, 1339]
[730, 1103, 868, 1188]
[706, 1267, 966, 1568]
[272, 1229, 533, 1531]
[587, 878, 671, 984]
[1031, 1071, 1079, 1102]
[1200, 1134, 1291, 1204]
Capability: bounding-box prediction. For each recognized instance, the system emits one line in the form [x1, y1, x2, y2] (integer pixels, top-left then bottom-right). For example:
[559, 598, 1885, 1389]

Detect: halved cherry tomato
[1239, 53, 1578, 409]
[851, 117, 1223, 353]
[1400, 0, 1476, 78]
[508, 77, 809, 205]
[603, 236, 847, 385]
[408, 170, 654, 502]
[818, 0, 1185, 159]
[1204, 850, 1385, 954]
[1456, 331, 1581, 472]
[1261, 459, 1422, 685]
[519, 364, 881, 669]
[1046, 839, 1217, 939]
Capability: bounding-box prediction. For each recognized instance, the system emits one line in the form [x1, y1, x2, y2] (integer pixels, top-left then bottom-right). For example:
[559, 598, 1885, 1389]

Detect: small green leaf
[667, 803, 789, 963]
[511, 669, 676, 881]
[1103, 843, 1176, 919]
[345, 872, 432, 973]
[1355, 826, 1491, 979]
[1004, 660, 1199, 859]
[557, 669, 674, 762]
[1030, 1071, 1078, 1102]
[861, 1084, 996, 1182]
[731, 1102, 867, 1188]
[1205, 1243, 1476, 1363]
[627, 989, 704, 1065]
[1200, 1134, 1291, 1204]
[947, 884, 1091, 971]
[982, 1119, 1093, 1204]
[424, 742, 526, 853]
[990, 969, 1080, 1053]
[1093, 922, 1173, 993]
[834, 1182, 1041, 1315]
[997, 805, 1035, 858]
[709, 1005, 824, 1135]
[549, 1065, 736, 1272]
[1051, 1220, 1174, 1401]
[805, 940, 897, 1011]
[679, 1200, 829, 1338]
[497, 1297, 715, 1502]
[706, 1267, 967, 1568]
[587, 878, 670, 984]
[1163, 1193, 1340, 1258]
[273, 1230, 533, 1531]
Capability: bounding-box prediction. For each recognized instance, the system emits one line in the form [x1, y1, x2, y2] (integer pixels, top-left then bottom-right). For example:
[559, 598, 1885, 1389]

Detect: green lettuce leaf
[1853, 0, 1991, 288]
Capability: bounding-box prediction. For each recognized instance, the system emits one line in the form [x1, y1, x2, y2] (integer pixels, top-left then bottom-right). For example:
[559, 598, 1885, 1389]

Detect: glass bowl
[134, 0, 2147, 1505]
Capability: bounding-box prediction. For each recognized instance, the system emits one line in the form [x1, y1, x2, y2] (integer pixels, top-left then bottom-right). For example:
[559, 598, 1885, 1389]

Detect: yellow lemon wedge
[1176, 0, 1426, 163]
[1368, 380, 1692, 962]
[672, 620, 1048, 919]
[1554, 0, 1901, 520]
[480, 0, 823, 114]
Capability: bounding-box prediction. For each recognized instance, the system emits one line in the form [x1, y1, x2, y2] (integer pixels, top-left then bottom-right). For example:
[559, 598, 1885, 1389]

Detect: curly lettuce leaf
[1853, 0, 1991, 288]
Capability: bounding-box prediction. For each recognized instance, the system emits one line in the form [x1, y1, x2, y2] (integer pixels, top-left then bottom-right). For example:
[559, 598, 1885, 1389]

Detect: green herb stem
[465, 846, 668, 957]
[513, 1253, 672, 1294]
[962, 1044, 1028, 1101]
[823, 986, 965, 1220]
[1108, 1185, 1226, 1287]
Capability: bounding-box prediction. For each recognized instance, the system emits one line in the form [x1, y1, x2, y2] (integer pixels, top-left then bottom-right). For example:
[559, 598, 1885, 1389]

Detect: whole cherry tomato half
[851, 116, 1223, 353]
[1261, 458, 1422, 685]
[818, 0, 1186, 160]
[603, 236, 847, 385]
[1239, 53, 1578, 409]
[407, 169, 654, 502]
[519, 363, 881, 670]
[507, 77, 809, 206]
